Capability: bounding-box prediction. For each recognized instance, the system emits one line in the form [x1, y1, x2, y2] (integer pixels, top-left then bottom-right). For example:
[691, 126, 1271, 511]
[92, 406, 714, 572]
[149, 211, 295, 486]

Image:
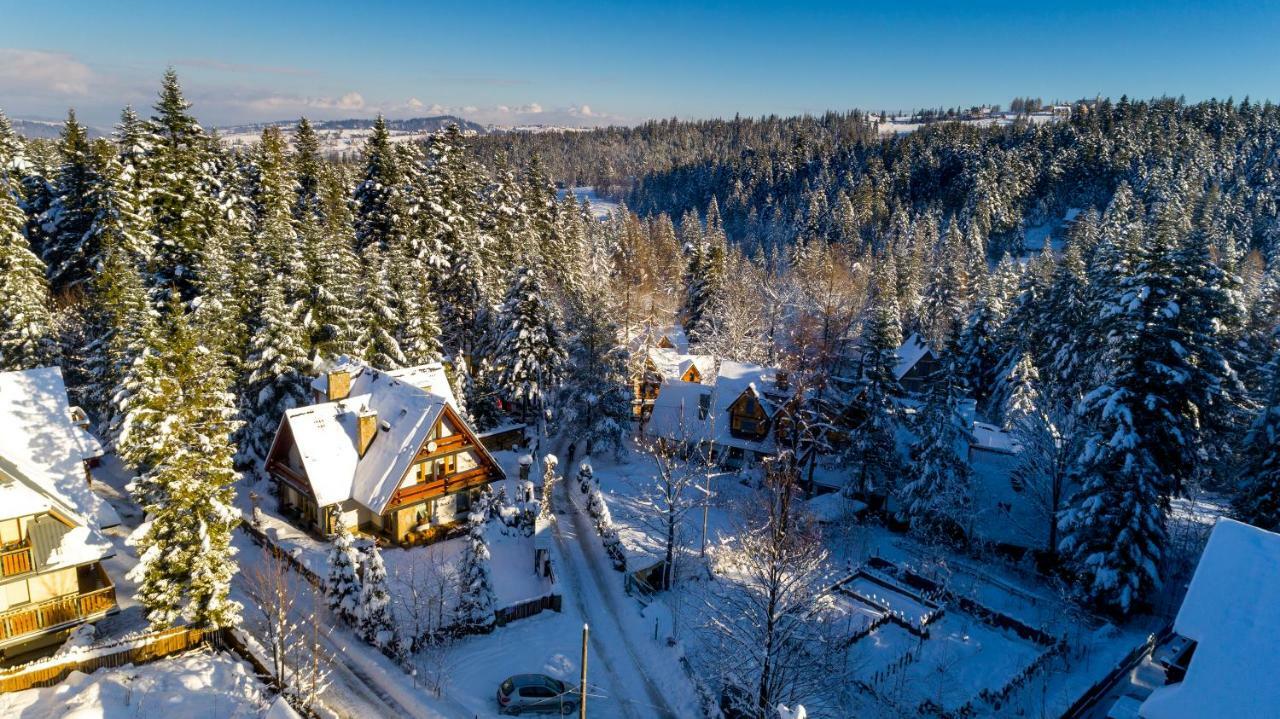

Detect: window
[697, 393, 711, 420]
[739, 419, 757, 435]
[521, 686, 555, 698]
[456, 490, 472, 514]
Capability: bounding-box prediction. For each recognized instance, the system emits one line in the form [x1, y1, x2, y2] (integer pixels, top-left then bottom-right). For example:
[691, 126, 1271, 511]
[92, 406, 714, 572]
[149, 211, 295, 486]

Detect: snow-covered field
[0, 650, 270, 718]
[559, 187, 621, 219]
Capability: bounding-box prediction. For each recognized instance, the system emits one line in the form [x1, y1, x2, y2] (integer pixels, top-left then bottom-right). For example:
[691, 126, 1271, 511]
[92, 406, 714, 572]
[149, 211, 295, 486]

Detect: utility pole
[579, 623, 589, 719]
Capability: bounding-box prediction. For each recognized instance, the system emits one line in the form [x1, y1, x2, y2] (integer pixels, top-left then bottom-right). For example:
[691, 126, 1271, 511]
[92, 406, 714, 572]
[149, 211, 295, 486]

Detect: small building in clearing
[265, 360, 506, 546]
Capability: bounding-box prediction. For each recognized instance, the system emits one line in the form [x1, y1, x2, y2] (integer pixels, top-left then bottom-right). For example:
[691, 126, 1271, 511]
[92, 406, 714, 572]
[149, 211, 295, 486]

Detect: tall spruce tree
[145, 69, 222, 300]
[41, 110, 98, 288]
[558, 285, 632, 458]
[125, 297, 241, 628]
[1058, 201, 1193, 616]
[0, 182, 59, 370]
[353, 115, 406, 256]
[1234, 340, 1280, 530]
[900, 359, 973, 539]
[239, 271, 312, 464]
[496, 265, 566, 420]
[843, 257, 904, 496]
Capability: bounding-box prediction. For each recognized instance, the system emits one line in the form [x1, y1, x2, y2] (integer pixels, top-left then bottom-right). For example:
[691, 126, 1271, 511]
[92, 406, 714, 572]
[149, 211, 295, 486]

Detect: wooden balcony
[0, 543, 33, 578]
[0, 581, 116, 646]
[387, 466, 494, 510]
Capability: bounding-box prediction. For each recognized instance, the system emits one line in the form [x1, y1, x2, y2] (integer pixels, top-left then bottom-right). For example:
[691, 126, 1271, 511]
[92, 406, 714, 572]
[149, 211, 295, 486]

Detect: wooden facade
[728, 389, 771, 441]
[268, 404, 502, 547]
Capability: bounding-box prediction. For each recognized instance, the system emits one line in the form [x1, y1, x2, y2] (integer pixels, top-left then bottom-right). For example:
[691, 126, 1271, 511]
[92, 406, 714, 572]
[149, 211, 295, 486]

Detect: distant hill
[218, 115, 486, 136]
[12, 118, 107, 140]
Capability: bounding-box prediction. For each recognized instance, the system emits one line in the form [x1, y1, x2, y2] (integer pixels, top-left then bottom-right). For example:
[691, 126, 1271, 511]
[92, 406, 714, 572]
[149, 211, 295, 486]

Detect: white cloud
[0, 48, 93, 96]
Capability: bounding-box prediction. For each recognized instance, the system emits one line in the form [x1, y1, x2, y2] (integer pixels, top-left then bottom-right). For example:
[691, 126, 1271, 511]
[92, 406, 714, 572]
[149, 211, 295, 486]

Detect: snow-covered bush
[587, 484, 626, 572]
[577, 461, 593, 494]
[325, 523, 363, 625]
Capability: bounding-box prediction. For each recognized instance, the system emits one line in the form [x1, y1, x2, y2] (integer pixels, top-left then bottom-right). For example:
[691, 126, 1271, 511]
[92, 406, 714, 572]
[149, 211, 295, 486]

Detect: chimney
[357, 409, 378, 457]
[327, 369, 352, 402]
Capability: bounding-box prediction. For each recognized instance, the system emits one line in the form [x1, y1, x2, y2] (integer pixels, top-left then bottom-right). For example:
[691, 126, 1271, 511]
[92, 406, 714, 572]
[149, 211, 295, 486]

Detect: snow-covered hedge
[580, 463, 626, 572]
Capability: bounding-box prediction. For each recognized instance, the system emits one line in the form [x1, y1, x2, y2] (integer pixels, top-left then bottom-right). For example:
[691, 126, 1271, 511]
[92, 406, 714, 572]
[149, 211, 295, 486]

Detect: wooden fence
[0, 626, 225, 693]
[1059, 625, 1172, 719]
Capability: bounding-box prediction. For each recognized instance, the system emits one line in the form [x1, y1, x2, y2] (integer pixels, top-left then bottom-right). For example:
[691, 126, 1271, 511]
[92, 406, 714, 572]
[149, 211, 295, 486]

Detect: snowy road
[547, 451, 681, 719]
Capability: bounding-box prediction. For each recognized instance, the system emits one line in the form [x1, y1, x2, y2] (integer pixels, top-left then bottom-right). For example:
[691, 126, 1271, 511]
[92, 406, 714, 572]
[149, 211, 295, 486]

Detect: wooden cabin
[633, 348, 716, 418]
[894, 333, 942, 395]
[266, 361, 506, 546]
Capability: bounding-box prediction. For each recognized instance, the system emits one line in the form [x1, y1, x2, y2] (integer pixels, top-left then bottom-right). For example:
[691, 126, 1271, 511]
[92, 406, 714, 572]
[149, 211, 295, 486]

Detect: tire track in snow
[549, 457, 679, 719]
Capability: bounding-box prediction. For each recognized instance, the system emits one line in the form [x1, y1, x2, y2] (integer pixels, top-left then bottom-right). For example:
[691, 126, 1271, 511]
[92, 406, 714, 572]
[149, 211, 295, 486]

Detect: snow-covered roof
[970, 421, 1019, 454]
[628, 323, 690, 354]
[645, 359, 787, 455]
[893, 333, 935, 380]
[0, 455, 112, 567]
[646, 348, 716, 384]
[645, 379, 714, 444]
[310, 359, 458, 409]
[0, 367, 118, 528]
[1141, 519, 1280, 719]
[283, 360, 502, 513]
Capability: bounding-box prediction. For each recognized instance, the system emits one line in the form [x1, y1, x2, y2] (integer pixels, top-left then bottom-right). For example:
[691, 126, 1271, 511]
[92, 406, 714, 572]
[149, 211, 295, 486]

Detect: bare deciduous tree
[703, 460, 842, 718]
[243, 551, 330, 710]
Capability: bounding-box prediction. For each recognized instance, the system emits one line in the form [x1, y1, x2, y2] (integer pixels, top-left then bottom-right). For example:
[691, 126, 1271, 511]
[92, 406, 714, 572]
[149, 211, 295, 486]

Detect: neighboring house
[893, 333, 942, 395]
[645, 359, 795, 469]
[627, 323, 689, 355]
[1140, 518, 1280, 719]
[633, 347, 716, 418]
[265, 360, 507, 546]
[0, 368, 118, 659]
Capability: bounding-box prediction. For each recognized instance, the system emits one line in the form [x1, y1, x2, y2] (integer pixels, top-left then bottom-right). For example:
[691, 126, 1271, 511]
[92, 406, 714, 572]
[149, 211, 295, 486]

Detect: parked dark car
[497, 674, 578, 715]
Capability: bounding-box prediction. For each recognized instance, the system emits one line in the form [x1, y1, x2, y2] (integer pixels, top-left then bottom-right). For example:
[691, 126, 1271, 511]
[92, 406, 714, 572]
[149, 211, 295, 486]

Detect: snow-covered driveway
[547, 454, 685, 719]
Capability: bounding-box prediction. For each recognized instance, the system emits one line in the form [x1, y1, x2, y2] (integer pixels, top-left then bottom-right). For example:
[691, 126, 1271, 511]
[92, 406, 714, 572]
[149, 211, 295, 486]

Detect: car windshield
[500, 679, 514, 695]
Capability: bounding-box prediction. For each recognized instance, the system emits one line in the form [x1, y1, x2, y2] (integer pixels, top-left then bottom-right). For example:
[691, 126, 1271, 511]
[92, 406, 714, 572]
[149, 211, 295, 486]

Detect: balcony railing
[0, 543, 33, 578]
[0, 585, 116, 644]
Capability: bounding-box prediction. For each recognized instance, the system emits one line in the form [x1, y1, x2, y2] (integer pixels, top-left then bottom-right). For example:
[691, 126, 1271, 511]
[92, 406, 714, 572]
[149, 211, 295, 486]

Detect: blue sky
[1, 1, 1277, 128]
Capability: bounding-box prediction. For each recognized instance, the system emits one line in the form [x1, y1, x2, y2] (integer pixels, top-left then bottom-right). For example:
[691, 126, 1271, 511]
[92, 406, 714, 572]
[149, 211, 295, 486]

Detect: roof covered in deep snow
[0, 366, 117, 529]
[893, 333, 935, 380]
[1141, 519, 1280, 719]
[284, 361, 502, 513]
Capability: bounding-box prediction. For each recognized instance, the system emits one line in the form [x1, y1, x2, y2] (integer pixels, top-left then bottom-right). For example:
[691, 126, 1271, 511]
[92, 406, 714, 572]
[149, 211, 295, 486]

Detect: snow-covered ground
[0, 650, 271, 718]
[559, 187, 620, 219]
[574, 438, 1164, 718]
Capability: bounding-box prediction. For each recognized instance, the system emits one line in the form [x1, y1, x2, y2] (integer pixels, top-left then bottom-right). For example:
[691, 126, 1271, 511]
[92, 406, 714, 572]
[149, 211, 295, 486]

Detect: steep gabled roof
[0, 366, 117, 528]
[281, 361, 503, 514]
[646, 348, 717, 384]
[893, 333, 936, 380]
[0, 454, 112, 568]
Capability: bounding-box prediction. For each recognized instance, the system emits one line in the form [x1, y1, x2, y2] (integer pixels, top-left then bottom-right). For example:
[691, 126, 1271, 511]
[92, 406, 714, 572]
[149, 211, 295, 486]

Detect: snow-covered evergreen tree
[325, 522, 363, 625]
[125, 297, 241, 628]
[88, 242, 156, 438]
[353, 115, 407, 257]
[359, 250, 408, 369]
[843, 257, 903, 496]
[144, 69, 223, 300]
[900, 360, 972, 539]
[496, 265, 566, 419]
[996, 352, 1041, 429]
[238, 271, 312, 465]
[0, 181, 60, 370]
[357, 544, 397, 653]
[453, 508, 496, 633]
[1235, 342, 1280, 530]
[40, 111, 98, 289]
[1059, 201, 1191, 616]
[558, 285, 632, 457]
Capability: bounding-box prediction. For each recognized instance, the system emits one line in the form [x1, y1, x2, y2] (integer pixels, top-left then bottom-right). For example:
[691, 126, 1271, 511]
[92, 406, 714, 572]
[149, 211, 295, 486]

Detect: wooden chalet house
[893, 333, 942, 395]
[633, 347, 716, 419]
[645, 360, 797, 469]
[266, 361, 506, 546]
[0, 368, 118, 659]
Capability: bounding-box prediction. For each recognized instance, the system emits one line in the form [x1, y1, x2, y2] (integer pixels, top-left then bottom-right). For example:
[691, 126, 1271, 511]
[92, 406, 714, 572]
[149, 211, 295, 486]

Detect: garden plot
[840, 574, 941, 631]
[851, 608, 1047, 714]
